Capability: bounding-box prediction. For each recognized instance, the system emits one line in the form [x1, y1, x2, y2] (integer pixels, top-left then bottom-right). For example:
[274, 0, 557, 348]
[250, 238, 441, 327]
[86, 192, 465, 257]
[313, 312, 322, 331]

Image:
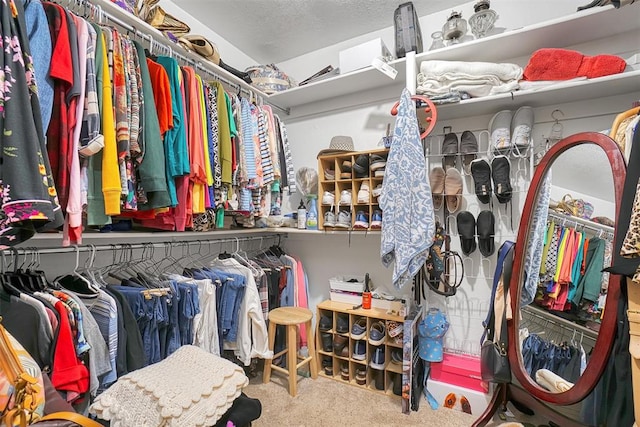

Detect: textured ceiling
[177, 0, 470, 64]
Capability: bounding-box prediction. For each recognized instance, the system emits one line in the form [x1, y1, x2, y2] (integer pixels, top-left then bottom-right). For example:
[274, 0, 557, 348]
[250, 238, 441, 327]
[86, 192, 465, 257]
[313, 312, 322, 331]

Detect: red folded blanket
[523, 48, 627, 81]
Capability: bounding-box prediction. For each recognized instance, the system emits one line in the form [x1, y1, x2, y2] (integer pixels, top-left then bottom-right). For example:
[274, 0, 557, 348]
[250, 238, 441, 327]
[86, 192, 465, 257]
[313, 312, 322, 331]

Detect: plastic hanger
[390, 94, 438, 139]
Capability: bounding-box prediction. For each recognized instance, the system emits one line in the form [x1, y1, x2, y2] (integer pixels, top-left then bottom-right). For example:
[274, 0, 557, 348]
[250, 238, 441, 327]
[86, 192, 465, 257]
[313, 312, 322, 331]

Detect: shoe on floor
[322, 191, 335, 205]
[335, 210, 352, 228]
[489, 110, 513, 153]
[429, 166, 446, 210]
[459, 131, 478, 174]
[477, 210, 496, 257]
[324, 211, 336, 228]
[354, 211, 369, 229]
[442, 132, 459, 170]
[470, 159, 492, 204]
[491, 155, 512, 204]
[456, 211, 477, 256]
[444, 168, 463, 214]
[339, 189, 353, 205]
[357, 182, 370, 203]
[370, 210, 382, 229]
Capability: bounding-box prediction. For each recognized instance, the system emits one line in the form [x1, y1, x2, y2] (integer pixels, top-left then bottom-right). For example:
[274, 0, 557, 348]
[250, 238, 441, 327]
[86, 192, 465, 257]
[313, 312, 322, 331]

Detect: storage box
[329, 291, 403, 312]
[430, 352, 486, 393]
[426, 378, 490, 416]
[339, 38, 394, 74]
[329, 275, 365, 293]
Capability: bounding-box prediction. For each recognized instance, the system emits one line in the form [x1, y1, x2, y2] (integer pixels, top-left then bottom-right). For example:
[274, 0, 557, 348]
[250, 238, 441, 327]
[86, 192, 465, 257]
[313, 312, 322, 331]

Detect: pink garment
[294, 256, 308, 347]
[63, 15, 88, 246]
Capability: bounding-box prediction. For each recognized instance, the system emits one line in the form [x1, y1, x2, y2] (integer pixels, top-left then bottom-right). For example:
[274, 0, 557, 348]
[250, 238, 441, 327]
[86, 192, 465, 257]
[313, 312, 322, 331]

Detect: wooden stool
[262, 307, 318, 396]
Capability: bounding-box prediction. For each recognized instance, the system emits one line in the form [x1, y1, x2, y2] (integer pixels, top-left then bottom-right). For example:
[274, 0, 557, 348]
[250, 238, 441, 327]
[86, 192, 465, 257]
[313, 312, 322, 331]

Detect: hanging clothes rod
[56, 0, 290, 115]
[546, 209, 615, 241]
[521, 305, 598, 343]
[1, 233, 282, 257]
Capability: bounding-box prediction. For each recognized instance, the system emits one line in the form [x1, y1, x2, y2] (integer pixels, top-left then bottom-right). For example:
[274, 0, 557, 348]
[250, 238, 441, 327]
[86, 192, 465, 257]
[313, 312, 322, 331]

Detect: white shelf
[268, 4, 640, 116]
[418, 69, 640, 123]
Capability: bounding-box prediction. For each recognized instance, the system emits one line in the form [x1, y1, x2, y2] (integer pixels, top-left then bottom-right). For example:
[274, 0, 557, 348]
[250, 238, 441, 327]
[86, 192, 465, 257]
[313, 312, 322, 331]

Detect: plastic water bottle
[306, 195, 318, 230]
[297, 200, 307, 229]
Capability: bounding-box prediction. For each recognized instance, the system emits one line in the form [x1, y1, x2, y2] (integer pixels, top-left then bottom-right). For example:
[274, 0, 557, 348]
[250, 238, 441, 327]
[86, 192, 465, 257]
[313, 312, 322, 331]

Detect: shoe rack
[317, 148, 389, 230]
[315, 300, 406, 404]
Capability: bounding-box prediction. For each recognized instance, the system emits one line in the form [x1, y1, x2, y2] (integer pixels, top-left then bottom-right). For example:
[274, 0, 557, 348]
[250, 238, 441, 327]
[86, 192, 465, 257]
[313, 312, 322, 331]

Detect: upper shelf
[268, 4, 640, 115]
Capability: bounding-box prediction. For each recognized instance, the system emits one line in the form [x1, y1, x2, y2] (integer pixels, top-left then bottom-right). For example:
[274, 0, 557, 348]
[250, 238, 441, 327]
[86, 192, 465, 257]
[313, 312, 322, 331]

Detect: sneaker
[335, 210, 352, 228]
[374, 168, 385, 178]
[370, 154, 387, 171]
[353, 340, 366, 361]
[387, 321, 403, 338]
[336, 313, 349, 333]
[324, 211, 336, 228]
[322, 191, 335, 205]
[353, 154, 370, 178]
[391, 348, 403, 365]
[356, 367, 367, 385]
[319, 313, 332, 331]
[340, 160, 352, 179]
[370, 210, 382, 229]
[333, 334, 348, 355]
[353, 211, 369, 229]
[370, 345, 385, 370]
[322, 356, 333, 376]
[357, 182, 369, 203]
[368, 320, 386, 345]
[340, 362, 349, 381]
[351, 317, 367, 339]
[321, 332, 333, 352]
[324, 168, 335, 181]
[339, 189, 353, 205]
[371, 184, 383, 197]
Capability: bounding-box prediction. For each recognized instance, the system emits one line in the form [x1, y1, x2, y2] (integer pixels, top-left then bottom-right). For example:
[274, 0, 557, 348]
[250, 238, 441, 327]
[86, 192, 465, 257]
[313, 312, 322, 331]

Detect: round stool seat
[268, 307, 313, 326]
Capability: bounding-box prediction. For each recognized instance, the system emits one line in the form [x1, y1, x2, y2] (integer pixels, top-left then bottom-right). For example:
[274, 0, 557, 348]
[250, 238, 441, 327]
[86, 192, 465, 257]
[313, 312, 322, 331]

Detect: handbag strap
[481, 241, 515, 344]
[38, 412, 103, 427]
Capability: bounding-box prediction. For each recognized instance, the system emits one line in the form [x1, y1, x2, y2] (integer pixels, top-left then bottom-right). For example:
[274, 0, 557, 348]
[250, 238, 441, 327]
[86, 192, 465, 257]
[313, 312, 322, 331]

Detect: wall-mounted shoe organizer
[317, 148, 389, 231]
[316, 300, 410, 411]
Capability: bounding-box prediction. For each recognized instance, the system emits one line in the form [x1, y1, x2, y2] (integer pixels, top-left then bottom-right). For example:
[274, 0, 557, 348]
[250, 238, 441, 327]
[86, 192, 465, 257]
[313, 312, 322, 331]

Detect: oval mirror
[509, 132, 625, 406]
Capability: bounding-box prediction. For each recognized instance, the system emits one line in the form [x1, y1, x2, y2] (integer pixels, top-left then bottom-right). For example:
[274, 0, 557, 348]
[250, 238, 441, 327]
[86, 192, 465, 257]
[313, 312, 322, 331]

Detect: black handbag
[480, 242, 514, 383]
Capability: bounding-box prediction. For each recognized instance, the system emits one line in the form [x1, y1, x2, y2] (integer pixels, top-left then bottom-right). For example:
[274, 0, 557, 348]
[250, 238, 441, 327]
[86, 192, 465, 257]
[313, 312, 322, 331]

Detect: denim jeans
[209, 269, 246, 343]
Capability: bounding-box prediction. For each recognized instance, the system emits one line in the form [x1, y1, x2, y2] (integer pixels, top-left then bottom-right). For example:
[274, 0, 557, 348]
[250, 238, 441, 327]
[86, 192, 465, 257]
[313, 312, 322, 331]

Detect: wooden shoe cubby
[317, 148, 388, 230]
[315, 300, 406, 400]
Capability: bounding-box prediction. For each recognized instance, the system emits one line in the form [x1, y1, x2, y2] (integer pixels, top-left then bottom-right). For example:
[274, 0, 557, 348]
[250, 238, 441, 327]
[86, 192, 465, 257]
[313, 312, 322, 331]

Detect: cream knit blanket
[90, 345, 249, 426]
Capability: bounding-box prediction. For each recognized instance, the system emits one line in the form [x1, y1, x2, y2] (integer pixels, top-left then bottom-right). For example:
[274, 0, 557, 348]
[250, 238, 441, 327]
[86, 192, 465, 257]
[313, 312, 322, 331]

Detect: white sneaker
[372, 184, 383, 197]
[340, 189, 353, 205]
[324, 211, 336, 227]
[322, 191, 335, 205]
[357, 183, 369, 204]
[335, 210, 352, 228]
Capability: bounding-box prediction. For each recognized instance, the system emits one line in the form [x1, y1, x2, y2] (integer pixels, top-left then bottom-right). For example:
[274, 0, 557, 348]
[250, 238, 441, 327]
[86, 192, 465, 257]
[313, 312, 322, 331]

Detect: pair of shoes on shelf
[353, 340, 366, 361]
[470, 156, 512, 205]
[370, 154, 387, 178]
[489, 106, 535, 157]
[429, 167, 463, 213]
[353, 154, 370, 178]
[355, 367, 367, 385]
[353, 211, 369, 229]
[326, 210, 351, 229]
[442, 130, 479, 174]
[322, 356, 333, 376]
[340, 362, 349, 381]
[456, 210, 495, 257]
[333, 334, 349, 357]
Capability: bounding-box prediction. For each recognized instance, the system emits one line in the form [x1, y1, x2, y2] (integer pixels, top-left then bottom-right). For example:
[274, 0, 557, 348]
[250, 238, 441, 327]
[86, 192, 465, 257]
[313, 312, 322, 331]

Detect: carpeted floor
[245, 374, 490, 427]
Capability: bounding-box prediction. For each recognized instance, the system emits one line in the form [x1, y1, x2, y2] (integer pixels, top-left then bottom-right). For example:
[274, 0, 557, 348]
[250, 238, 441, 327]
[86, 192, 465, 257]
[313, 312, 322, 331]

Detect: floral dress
[0, 0, 62, 249]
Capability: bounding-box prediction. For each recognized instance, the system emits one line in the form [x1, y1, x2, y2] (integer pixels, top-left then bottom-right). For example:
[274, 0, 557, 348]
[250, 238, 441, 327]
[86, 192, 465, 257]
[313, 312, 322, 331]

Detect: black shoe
[470, 159, 492, 204]
[336, 314, 349, 334]
[374, 370, 385, 390]
[491, 155, 512, 204]
[319, 313, 332, 332]
[477, 210, 495, 257]
[321, 333, 333, 352]
[353, 154, 370, 178]
[456, 211, 477, 256]
[392, 373, 402, 396]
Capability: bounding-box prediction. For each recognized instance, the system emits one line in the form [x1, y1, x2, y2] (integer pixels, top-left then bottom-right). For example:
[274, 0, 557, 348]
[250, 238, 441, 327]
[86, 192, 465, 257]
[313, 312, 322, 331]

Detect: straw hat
[317, 136, 355, 157]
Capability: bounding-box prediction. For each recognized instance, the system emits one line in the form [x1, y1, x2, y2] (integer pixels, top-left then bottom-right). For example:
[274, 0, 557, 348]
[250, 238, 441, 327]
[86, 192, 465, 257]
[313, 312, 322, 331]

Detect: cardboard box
[430, 352, 486, 393]
[339, 38, 393, 74]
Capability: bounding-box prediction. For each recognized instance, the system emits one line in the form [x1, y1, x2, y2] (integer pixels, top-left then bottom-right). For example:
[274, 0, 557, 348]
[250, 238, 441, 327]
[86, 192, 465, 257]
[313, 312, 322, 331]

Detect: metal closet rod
[55, 0, 289, 114]
[522, 305, 597, 342]
[2, 233, 282, 256]
[546, 209, 615, 240]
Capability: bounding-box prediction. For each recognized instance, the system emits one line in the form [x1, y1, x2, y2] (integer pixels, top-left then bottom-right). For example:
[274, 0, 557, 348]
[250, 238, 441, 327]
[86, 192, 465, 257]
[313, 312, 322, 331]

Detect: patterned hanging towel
[380, 88, 436, 289]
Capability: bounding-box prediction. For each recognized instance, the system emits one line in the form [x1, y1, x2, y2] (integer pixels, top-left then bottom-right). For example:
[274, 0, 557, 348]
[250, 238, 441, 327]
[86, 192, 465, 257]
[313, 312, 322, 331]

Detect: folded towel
[420, 60, 523, 81]
[523, 48, 627, 81]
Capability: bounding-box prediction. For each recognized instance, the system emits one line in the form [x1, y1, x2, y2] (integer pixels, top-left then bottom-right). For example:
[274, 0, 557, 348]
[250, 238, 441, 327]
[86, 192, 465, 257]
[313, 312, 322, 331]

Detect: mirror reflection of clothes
[521, 332, 584, 383]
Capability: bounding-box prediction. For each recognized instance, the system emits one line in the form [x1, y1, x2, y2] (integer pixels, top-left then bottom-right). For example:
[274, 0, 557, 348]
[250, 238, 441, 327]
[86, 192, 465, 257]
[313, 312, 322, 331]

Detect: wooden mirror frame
[508, 132, 625, 405]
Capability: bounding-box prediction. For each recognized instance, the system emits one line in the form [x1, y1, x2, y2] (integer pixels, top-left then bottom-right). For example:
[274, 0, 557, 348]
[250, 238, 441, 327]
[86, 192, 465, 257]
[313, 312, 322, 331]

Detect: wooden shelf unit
[317, 148, 389, 231]
[315, 300, 405, 400]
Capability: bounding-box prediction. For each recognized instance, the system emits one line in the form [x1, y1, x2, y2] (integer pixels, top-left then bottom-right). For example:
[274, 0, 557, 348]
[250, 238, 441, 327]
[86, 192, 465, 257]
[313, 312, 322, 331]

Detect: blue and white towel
[380, 88, 436, 289]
